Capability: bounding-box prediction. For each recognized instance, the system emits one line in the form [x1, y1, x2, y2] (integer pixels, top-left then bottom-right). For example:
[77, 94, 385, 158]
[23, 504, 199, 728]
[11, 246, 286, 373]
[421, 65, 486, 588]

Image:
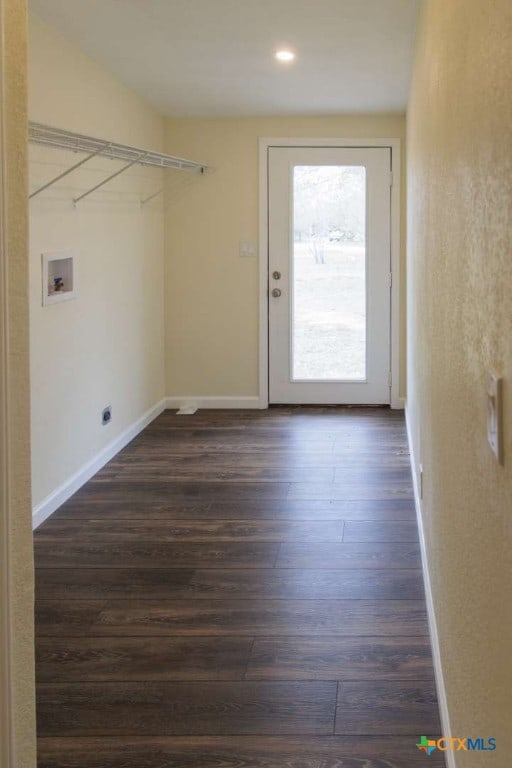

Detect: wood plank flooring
[34, 407, 444, 767]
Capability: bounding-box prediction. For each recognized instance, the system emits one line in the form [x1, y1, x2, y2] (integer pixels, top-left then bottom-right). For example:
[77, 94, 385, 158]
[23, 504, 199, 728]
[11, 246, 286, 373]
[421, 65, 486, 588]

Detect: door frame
[0, 3, 13, 758]
[258, 137, 402, 409]
[0, 5, 13, 759]
[1, 1, 35, 764]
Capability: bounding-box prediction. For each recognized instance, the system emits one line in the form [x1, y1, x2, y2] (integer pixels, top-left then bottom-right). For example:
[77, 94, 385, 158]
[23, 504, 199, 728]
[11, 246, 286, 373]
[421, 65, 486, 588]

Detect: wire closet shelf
[28, 121, 208, 203]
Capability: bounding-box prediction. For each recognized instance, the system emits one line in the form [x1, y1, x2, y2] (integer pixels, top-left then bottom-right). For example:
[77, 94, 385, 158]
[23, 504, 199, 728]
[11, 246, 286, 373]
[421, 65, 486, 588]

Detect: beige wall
[0, 0, 36, 765]
[29, 14, 166, 509]
[164, 115, 406, 398]
[407, 1, 512, 763]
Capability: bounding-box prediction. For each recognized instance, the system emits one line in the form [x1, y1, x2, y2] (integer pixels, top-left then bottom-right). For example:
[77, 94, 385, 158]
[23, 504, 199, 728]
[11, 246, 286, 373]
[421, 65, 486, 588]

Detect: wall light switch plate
[239, 241, 257, 257]
[487, 371, 503, 464]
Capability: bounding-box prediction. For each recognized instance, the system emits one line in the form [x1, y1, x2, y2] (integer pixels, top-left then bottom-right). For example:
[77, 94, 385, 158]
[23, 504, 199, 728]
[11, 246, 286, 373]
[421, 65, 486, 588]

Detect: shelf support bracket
[73, 152, 148, 205]
[140, 166, 205, 206]
[141, 186, 166, 206]
[29, 143, 111, 199]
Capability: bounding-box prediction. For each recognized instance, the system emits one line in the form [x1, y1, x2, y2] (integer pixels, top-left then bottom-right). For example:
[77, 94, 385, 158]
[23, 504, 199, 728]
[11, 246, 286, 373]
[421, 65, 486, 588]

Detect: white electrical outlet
[487, 371, 503, 464]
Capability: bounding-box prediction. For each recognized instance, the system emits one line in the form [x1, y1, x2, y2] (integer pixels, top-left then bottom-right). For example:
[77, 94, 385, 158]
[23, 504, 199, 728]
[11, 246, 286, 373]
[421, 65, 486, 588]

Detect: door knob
[271, 288, 282, 298]
[272, 271, 281, 280]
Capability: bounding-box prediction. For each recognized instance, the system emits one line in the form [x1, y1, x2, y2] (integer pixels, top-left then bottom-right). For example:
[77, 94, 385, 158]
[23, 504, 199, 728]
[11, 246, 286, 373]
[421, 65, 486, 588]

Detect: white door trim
[259, 137, 402, 409]
[0, 1, 13, 760]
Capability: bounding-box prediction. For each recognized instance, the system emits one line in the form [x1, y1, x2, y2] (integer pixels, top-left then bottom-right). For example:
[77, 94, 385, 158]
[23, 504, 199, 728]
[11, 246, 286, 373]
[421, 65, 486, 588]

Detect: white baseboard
[391, 396, 405, 410]
[32, 398, 167, 529]
[405, 405, 455, 767]
[165, 396, 262, 410]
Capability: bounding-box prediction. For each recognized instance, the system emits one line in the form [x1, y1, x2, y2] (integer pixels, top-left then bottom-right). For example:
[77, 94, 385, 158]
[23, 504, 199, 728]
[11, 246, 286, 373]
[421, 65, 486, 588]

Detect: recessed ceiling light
[275, 49, 296, 63]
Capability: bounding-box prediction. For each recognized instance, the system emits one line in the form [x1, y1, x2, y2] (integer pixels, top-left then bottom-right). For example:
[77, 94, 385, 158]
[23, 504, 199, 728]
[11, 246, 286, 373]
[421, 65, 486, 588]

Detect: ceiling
[29, 0, 420, 117]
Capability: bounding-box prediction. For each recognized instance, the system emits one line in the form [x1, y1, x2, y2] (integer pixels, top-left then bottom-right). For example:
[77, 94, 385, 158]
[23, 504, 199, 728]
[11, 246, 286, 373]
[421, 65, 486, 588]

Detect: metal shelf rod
[28, 122, 209, 203]
[29, 121, 207, 171]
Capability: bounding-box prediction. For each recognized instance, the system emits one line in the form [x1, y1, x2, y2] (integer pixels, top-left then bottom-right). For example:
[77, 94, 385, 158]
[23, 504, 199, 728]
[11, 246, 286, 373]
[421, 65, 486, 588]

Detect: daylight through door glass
[292, 165, 367, 381]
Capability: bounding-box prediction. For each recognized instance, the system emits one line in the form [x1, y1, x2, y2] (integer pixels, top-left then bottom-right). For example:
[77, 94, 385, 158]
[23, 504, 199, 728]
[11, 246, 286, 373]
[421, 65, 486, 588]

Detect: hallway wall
[28, 14, 166, 513]
[163, 115, 406, 400]
[407, 1, 512, 763]
[0, 1, 36, 765]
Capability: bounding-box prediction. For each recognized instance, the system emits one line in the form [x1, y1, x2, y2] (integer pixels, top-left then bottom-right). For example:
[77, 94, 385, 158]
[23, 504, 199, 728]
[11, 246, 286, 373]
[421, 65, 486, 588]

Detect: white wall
[407, 1, 512, 763]
[164, 115, 406, 400]
[29, 14, 166, 513]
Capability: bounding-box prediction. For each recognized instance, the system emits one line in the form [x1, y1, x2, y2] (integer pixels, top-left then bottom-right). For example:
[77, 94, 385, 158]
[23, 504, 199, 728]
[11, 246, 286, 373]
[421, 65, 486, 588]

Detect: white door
[268, 146, 391, 404]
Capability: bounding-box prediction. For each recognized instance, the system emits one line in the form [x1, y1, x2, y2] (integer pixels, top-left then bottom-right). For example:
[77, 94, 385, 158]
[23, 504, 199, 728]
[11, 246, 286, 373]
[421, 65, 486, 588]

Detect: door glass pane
[292, 165, 366, 381]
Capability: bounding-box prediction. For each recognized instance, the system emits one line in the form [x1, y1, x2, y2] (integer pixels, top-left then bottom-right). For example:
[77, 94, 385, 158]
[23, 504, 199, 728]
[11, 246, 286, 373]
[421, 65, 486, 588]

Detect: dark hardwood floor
[34, 407, 444, 767]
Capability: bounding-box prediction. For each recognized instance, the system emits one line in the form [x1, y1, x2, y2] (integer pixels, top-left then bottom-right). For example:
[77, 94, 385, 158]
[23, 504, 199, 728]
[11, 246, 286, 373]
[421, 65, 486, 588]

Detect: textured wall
[164, 115, 406, 398]
[407, 1, 512, 764]
[29, 14, 165, 509]
[1, 0, 36, 764]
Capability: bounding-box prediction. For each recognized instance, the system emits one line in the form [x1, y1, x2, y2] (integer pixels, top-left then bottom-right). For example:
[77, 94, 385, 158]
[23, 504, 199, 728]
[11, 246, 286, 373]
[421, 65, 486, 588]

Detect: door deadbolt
[272, 271, 281, 280]
[271, 288, 282, 298]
